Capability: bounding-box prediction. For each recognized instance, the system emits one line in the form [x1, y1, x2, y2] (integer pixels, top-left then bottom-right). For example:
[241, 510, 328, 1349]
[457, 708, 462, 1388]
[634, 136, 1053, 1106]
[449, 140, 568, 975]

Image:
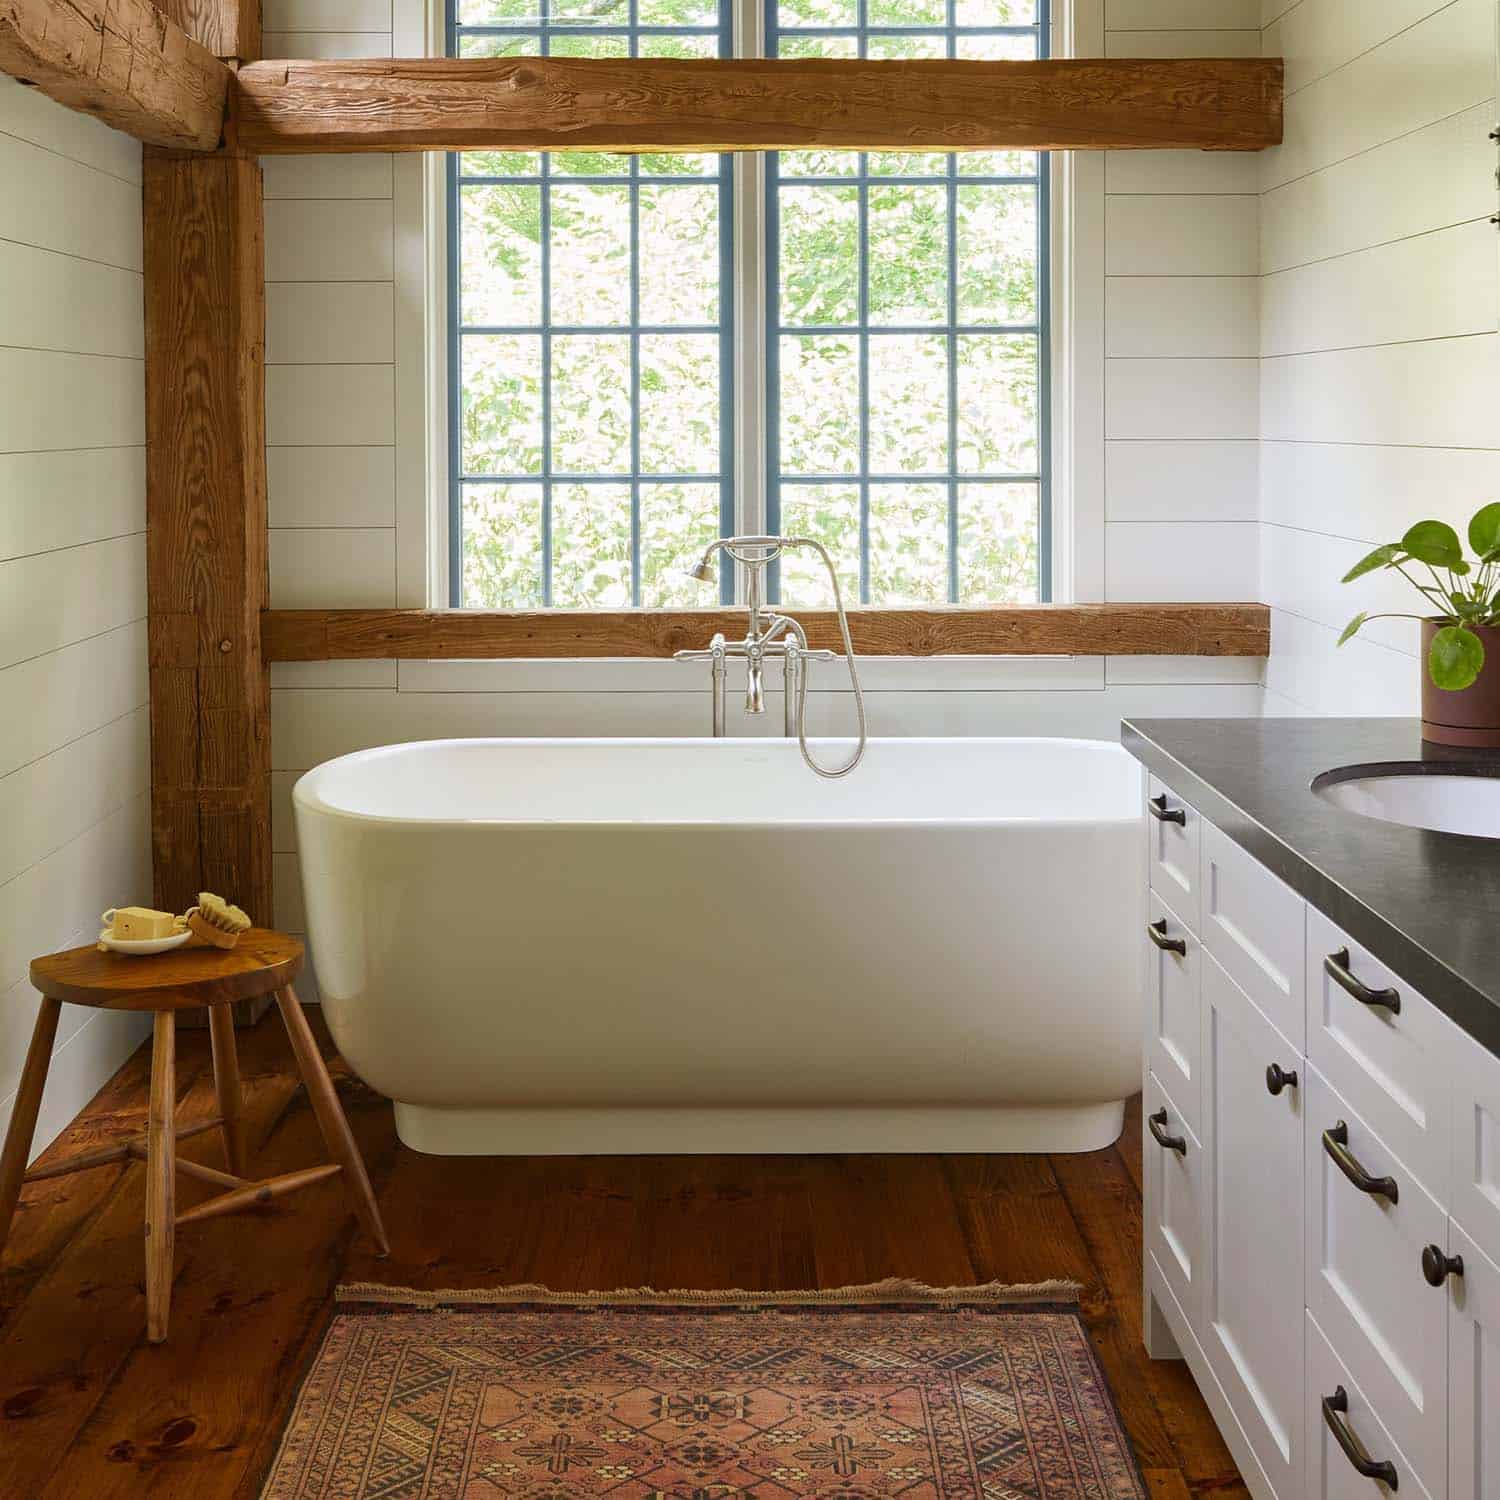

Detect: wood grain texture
[144, 153, 272, 932]
[263, 603, 1272, 660]
[155, 0, 258, 65]
[0, 0, 228, 148]
[275, 985, 388, 1256]
[143, 1012, 174, 1343]
[173, 1162, 341, 1227]
[0, 1013, 1246, 1497]
[206, 1004, 247, 1176]
[29, 930, 303, 1011]
[0, 997, 62, 1259]
[232, 55, 1284, 154]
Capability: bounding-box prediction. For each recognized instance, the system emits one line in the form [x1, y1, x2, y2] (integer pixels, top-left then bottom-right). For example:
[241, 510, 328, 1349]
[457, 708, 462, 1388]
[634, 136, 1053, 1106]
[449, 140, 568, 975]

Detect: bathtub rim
[291, 735, 1145, 833]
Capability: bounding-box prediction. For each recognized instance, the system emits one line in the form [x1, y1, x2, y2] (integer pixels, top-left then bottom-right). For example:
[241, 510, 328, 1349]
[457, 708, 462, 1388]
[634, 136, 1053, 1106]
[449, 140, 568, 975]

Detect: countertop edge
[1121, 719, 1500, 1061]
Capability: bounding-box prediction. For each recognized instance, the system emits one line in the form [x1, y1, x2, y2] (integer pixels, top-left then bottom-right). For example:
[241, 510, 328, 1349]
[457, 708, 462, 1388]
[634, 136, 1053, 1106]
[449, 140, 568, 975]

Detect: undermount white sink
[1313, 769, 1500, 840]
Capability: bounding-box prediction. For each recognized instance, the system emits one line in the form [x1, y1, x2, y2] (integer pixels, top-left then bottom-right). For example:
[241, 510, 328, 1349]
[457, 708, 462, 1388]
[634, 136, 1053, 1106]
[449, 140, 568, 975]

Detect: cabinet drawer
[1202, 820, 1306, 1051]
[1448, 1219, 1500, 1500]
[1146, 889, 1201, 1138]
[1304, 1066, 1448, 1494]
[1448, 1021, 1500, 1272]
[1148, 775, 1201, 932]
[1306, 907, 1452, 1205]
[1305, 1312, 1430, 1500]
[1145, 1073, 1207, 1334]
[1201, 953, 1305, 1500]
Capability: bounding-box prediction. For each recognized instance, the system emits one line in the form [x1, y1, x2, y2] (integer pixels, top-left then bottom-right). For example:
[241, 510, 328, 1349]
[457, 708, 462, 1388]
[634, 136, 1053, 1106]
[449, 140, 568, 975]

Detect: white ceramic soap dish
[97, 929, 192, 956]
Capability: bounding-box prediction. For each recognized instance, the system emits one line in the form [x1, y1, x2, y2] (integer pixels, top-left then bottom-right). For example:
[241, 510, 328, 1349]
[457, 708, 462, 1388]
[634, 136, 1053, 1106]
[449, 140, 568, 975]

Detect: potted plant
[1340, 503, 1500, 746]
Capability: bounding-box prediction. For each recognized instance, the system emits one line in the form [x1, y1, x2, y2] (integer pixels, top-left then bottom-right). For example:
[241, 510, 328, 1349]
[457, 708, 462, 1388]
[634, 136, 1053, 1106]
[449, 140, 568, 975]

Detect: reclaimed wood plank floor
[0, 1011, 1246, 1498]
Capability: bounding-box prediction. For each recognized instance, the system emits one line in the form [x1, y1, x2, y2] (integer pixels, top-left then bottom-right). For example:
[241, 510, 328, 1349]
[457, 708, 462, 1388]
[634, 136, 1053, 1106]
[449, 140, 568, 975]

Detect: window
[448, 0, 1048, 608]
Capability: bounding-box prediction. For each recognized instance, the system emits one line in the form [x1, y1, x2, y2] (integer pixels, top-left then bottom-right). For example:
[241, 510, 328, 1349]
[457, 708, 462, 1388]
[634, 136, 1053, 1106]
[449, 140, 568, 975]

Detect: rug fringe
[334, 1277, 1081, 1310]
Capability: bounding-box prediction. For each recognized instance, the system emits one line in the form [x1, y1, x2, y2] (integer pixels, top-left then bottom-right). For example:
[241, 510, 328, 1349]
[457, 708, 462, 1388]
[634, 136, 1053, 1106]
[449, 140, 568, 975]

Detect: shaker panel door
[1201, 951, 1306, 1500]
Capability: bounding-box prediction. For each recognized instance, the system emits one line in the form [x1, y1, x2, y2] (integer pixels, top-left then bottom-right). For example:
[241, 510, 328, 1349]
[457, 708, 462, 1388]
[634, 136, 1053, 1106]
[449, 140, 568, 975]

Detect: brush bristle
[197, 891, 251, 932]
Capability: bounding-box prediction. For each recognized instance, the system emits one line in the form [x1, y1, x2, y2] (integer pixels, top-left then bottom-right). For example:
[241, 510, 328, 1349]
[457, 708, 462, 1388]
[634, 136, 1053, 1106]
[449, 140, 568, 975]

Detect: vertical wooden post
[143, 152, 273, 940]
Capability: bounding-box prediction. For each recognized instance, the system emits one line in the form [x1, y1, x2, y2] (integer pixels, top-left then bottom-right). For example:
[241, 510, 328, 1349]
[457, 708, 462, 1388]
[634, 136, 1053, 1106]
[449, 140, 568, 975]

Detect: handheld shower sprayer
[681, 535, 867, 780]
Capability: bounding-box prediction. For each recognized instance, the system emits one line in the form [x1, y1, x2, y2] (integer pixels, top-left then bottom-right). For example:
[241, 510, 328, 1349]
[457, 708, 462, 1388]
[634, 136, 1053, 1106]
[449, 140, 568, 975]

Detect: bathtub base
[393, 1100, 1127, 1157]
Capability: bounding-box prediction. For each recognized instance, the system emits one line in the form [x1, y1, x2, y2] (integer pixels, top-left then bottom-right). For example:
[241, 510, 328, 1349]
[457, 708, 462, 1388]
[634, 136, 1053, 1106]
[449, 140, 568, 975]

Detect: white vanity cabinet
[1139, 775, 1500, 1500]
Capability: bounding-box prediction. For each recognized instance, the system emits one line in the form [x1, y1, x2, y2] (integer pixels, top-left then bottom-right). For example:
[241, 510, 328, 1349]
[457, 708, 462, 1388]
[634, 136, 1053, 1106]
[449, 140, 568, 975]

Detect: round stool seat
[29, 929, 303, 1012]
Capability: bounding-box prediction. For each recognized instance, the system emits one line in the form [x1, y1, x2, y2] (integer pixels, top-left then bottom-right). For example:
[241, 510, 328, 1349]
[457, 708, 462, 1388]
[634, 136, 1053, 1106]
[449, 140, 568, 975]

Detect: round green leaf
[1469, 502, 1500, 559]
[1337, 612, 1368, 646]
[1341, 544, 1401, 583]
[1402, 520, 1464, 569]
[1428, 624, 1486, 691]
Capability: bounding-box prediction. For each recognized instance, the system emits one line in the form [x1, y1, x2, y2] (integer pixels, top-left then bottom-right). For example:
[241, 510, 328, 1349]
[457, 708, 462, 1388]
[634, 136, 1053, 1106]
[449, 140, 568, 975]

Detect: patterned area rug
[262, 1281, 1146, 1498]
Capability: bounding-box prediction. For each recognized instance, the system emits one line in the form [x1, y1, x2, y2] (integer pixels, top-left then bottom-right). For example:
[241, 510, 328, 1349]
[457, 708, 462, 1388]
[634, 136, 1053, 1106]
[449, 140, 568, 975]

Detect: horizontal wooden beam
[0, 0, 228, 149]
[232, 55, 1283, 155]
[263, 604, 1271, 661]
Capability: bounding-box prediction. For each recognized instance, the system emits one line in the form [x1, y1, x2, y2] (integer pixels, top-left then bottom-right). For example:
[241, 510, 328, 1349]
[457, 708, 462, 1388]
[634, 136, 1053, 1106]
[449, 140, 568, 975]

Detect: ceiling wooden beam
[262, 605, 1272, 662]
[0, 0, 228, 149]
[232, 55, 1283, 155]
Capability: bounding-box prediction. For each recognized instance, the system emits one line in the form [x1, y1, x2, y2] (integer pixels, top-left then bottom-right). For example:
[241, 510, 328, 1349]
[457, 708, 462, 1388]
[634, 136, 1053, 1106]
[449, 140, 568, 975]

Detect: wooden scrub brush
[186, 892, 252, 949]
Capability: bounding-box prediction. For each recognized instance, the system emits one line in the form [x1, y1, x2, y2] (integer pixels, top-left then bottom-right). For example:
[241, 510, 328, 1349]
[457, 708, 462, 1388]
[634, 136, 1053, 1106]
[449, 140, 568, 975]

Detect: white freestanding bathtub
[293, 737, 1145, 1155]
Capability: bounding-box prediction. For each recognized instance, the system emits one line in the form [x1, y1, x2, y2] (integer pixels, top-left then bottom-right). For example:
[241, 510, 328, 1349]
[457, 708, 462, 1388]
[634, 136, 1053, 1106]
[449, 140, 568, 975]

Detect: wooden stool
[0, 930, 388, 1342]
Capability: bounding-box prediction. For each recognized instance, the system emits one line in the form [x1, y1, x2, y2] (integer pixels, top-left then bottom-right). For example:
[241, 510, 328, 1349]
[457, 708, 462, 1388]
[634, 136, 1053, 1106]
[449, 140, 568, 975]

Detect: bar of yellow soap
[111, 906, 177, 941]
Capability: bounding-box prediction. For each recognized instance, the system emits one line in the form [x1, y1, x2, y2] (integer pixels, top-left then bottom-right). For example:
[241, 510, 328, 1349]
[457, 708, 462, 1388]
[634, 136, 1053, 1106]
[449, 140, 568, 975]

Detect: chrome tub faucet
[675, 535, 867, 779]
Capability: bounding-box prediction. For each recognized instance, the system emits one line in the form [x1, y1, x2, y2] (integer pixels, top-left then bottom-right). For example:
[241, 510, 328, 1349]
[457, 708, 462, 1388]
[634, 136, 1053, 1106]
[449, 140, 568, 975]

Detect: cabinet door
[1304, 1067, 1448, 1494]
[1148, 775, 1200, 930]
[1146, 1073, 1207, 1333]
[1449, 1219, 1500, 1500]
[1201, 951, 1306, 1500]
[1202, 822, 1306, 1051]
[1305, 906, 1452, 1203]
[1305, 1312, 1430, 1500]
[1146, 889, 1201, 1137]
[1449, 1020, 1500, 1272]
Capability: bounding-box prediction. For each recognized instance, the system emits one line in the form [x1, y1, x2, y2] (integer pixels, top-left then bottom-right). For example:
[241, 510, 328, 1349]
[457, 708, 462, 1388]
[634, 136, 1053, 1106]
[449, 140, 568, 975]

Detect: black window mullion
[945, 0, 958, 603]
[539, 14, 554, 606]
[855, 0, 869, 606]
[628, 11, 642, 606]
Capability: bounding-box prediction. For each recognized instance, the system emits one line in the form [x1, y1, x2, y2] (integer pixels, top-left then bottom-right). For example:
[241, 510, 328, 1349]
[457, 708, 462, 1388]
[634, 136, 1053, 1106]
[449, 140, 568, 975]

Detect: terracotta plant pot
[1421, 620, 1500, 747]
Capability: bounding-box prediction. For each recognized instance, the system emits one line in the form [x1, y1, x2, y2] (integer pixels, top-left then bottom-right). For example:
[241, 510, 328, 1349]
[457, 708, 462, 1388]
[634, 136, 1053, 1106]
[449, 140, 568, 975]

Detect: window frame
[441, 0, 1056, 611]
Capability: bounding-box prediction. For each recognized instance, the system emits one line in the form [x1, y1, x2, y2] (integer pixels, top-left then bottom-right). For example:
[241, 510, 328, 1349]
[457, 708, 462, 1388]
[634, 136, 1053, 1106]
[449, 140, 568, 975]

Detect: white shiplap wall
[1258, 0, 1500, 713]
[1102, 0, 1262, 628]
[262, 0, 1268, 948]
[0, 81, 153, 1154]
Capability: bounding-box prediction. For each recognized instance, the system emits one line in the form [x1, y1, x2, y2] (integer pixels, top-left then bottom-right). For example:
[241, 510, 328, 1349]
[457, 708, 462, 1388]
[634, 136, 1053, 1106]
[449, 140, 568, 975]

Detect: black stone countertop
[1121, 718, 1500, 1058]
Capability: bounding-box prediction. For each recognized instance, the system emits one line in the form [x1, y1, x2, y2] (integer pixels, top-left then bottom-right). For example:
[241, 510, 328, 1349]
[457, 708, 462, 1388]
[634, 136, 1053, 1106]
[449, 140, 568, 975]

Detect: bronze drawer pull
[1321, 1387, 1398, 1489]
[1422, 1245, 1464, 1287]
[1148, 793, 1186, 825]
[1148, 1108, 1186, 1156]
[1325, 948, 1401, 1014]
[1265, 1063, 1298, 1097]
[1323, 1121, 1399, 1205]
[1147, 919, 1187, 957]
